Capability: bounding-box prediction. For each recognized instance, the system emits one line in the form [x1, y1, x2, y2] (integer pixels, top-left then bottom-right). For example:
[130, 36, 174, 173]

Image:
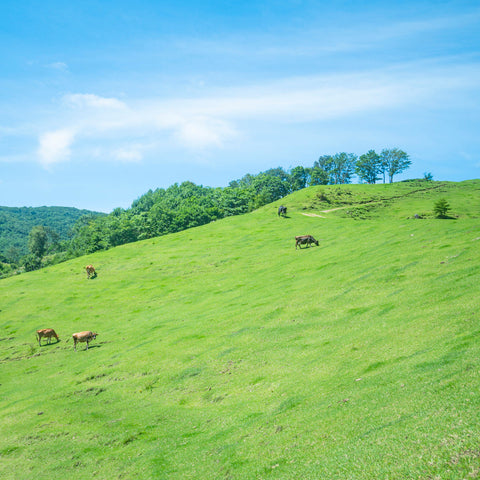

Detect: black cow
[295, 235, 319, 249]
[278, 205, 287, 216]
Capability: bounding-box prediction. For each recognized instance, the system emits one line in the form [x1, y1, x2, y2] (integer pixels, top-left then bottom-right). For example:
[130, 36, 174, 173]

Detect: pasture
[1, 180, 479, 479]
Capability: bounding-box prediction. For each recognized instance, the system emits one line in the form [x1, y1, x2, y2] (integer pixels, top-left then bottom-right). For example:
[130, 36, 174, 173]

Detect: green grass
[1, 180, 480, 479]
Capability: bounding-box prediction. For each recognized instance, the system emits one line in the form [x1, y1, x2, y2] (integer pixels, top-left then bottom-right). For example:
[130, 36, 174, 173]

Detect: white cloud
[48, 61, 69, 72]
[37, 129, 76, 167]
[63, 93, 127, 110]
[113, 148, 143, 162]
[174, 116, 237, 149]
[31, 58, 480, 168]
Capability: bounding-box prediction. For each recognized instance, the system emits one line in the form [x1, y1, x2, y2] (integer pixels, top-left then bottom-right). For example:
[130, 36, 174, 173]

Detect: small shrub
[344, 205, 373, 220]
[434, 198, 451, 218]
[23, 254, 42, 272]
[315, 191, 330, 203]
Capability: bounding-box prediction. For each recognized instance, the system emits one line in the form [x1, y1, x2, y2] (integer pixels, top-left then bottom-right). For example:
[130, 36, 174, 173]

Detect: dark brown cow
[278, 205, 287, 216]
[72, 331, 98, 351]
[86, 265, 96, 279]
[295, 235, 319, 249]
[36, 328, 59, 346]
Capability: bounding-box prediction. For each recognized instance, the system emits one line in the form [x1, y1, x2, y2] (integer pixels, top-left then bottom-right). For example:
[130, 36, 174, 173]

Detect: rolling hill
[0, 206, 105, 259]
[1, 180, 479, 479]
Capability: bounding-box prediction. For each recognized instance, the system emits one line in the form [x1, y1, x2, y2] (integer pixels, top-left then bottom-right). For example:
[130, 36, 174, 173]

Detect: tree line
[0, 148, 412, 276]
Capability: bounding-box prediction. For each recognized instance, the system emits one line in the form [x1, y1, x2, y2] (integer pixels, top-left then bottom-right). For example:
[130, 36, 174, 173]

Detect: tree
[331, 152, 357, 184]
[23, 253, 42, 272]
[251, 173, 289, 206]
[289, 166, 309, 192]
[264, 167, 289, 182]
[356, 150, 381, 184]
[313, 155, 335, 184]
[380, 148, 411, 183]
[28, 226, 48, 258]
[6, 246, 20, 264]
[434, 198, 451, 218]
[308, 166, 329, 186]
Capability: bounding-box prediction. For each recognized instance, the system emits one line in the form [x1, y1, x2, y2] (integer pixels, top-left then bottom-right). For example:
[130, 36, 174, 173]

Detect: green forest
[0, 148, 412, 277]
[0, 206, 104, 260]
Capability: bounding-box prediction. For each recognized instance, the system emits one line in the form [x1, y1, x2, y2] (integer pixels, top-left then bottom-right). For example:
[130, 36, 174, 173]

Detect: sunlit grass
[1, 180, 479, 479]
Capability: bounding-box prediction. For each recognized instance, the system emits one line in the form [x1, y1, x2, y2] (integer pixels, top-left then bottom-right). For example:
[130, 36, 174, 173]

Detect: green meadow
[1, 180, 479, 479]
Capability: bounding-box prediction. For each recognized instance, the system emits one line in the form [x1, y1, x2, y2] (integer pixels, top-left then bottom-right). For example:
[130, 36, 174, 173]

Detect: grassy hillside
[0, 206, 105, 258]
[1, 180, 479, 479]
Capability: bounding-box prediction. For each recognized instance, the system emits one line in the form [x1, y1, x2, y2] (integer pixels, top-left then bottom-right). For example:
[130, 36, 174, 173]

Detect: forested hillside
[65, 150, 414, 259]
[0, 206, 104, 260]
[0, 149, 414, 276]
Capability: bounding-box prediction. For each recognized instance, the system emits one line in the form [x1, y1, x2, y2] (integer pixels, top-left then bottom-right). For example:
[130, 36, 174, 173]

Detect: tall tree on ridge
[356, 149, 381, 184]
[380, 148, 411, 183]
[28, 225, 48, 258]
[331, 152, 357, 184]
[313, 155, 335, 184]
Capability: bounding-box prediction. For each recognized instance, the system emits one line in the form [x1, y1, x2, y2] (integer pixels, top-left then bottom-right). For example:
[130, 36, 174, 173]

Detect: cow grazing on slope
[86, 265, 96, 279]
[278, 205, 287, 217]
[295, 235, 319, 249]
[72, 331, 98, 351]
[36, 328, 60, 346]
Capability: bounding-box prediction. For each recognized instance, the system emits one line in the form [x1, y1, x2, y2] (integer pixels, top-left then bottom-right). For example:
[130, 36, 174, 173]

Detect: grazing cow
[86, 265, 96, 279]
[72, 331, 98, 351]
[36, 328, 60, 346]
[278, 205, 287, 217]
[295, 235, 319, 249]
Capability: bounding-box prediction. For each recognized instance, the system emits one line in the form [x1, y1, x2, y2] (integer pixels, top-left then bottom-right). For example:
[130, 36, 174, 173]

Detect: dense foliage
[65, 149, 412, 257]
[0, 148, 412, 276]
[0, 206, 105, 260]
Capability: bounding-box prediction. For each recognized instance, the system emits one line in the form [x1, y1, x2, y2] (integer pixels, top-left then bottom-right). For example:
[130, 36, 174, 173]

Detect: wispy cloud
[173, 116, 238, 149]
[172, 9, 480, 59]
[63, 93, 127, 110]
[48, 61, 69, 72]
[33, 59, 480, 168]
[112, 147, 143, 163]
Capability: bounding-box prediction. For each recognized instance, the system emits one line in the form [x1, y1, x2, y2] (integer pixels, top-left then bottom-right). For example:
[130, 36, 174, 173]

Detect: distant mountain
[0, 206, 105, 259]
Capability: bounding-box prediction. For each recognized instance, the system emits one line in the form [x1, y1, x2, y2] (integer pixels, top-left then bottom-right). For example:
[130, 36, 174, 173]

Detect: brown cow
[72, 331, 98, 351]
[36, 328, 60, 346]
[86, 265, 96, 279]
[295, 235, 319, 249]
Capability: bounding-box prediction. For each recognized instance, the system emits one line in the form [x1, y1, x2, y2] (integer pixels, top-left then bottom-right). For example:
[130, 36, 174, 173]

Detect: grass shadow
[39, 339, 61, 347]
[436, 215, 457, 220]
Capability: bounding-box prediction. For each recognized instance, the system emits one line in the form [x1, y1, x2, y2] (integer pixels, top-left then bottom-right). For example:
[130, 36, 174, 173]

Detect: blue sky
[1, 0, 479, 212]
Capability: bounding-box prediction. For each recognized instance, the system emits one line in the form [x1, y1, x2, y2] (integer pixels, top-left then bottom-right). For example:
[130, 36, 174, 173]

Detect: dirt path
[319, 207, 348, 213]
[301, 206, 346, 217]
[301, 183, 446, 217]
